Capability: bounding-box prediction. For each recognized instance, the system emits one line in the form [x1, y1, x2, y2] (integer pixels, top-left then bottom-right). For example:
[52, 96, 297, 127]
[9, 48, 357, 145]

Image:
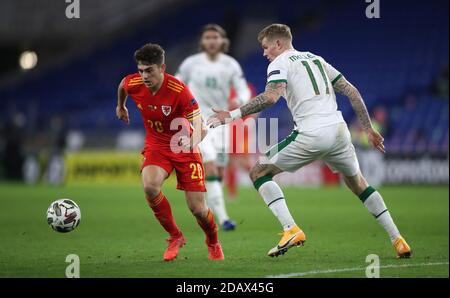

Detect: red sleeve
[181, 87, 201, 122]
[122, 74, 143, 95]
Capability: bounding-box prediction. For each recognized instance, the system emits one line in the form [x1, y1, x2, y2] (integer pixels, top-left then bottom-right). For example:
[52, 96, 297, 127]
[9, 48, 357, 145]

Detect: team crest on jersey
[161, 105, 172, 116]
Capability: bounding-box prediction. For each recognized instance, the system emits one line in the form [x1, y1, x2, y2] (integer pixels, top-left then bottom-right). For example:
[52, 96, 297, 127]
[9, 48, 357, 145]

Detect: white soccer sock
[258, 180, 296, 231]
[362, 187, 401, 242]
[205, 180, 229, 225]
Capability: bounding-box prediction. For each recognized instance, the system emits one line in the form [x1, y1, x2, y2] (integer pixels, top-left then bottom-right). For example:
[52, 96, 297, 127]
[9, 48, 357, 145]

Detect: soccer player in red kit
[116, 43, 224, 261]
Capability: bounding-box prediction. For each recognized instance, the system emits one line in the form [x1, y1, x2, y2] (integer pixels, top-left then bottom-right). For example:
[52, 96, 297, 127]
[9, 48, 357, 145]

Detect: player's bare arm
[333, 76, 385, 153]
[116, 78, 130, 124]
[197, 117, 208, 141]
[207, 81, 286, 128]
[178, 116, 208, 149]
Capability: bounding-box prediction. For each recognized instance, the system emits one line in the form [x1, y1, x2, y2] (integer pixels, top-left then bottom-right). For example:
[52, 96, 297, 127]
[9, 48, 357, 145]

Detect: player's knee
[344, 173, 368, 196]
[204, 161, 218, 177]
[143, 182, 161, 199]
[249, 165, 262, 182]
[190, 205, 207, 218]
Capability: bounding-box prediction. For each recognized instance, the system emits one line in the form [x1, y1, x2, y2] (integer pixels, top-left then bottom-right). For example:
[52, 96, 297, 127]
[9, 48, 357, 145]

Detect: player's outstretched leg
[146, 192, 185, 261]
[250, 162, 306, 257]
[344, 173, 411, 258]
[186, 191, 224, 260]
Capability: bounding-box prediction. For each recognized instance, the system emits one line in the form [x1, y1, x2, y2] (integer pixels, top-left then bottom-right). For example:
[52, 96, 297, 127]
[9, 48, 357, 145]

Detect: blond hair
[257, 24, 292, 43]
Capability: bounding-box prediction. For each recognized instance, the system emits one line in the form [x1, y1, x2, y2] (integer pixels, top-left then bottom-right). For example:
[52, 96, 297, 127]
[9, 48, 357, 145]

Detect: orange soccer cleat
[163, 233, 186, 261]
[207, 242, 225, 260]
[267, 225, 306, 257]
[393, 236, 412, 259]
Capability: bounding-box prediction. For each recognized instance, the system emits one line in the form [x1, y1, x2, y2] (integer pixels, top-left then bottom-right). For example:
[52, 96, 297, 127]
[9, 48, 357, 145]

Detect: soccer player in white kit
[176, 24, 251, 231]
[208, 24, 411, 258]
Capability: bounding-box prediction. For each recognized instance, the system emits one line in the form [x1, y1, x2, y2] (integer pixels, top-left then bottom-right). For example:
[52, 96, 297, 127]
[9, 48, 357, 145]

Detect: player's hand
[116, 105, 129, 124]
[366, 127, 385, 153]
[207, 108, 231, 128]
[178, 136, 191, 150]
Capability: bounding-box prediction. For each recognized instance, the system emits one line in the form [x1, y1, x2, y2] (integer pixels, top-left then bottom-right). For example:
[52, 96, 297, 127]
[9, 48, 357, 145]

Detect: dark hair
[134, 43, 165, 66]
[200, 23, 230, 53]
[257, 24, 292, 43]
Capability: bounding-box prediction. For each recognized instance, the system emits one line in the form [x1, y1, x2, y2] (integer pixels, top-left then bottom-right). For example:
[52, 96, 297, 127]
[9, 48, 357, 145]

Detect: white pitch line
[265, 262, 449, 278]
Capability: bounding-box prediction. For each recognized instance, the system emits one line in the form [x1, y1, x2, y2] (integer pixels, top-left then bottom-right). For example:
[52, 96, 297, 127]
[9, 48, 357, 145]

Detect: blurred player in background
[208, 24, 411, 258]
[226, 83, 258, 199]
[116, 43, 224, 261]
[176, 24, 251, 231]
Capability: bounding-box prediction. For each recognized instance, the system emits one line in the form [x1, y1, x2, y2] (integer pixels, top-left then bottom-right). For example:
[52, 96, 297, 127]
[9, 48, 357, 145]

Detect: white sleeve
[175, 58, 191, 84]
[266, 58, 288, 84]
[322, 59, 343, 86]
[230, 60, 251, 105]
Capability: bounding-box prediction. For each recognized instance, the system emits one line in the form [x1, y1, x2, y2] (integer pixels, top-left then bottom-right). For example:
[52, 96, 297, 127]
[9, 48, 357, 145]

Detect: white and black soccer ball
[47, 199, 81, 233]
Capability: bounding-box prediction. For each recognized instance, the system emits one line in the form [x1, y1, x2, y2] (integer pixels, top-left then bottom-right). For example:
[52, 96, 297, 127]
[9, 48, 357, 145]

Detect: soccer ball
[47, 199, 81, 233]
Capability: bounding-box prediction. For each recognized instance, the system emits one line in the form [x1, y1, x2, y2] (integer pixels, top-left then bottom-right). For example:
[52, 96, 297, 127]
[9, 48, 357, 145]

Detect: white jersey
[176, 52, 250, 118]
[267, 49, 345, 132]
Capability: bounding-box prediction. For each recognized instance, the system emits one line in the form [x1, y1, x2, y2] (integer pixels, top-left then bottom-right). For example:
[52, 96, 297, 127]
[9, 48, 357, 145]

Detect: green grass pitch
[0, 182, 448, 278]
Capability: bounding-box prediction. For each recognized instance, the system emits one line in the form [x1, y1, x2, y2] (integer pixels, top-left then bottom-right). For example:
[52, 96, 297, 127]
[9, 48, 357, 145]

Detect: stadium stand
[0, 0, 448, 154]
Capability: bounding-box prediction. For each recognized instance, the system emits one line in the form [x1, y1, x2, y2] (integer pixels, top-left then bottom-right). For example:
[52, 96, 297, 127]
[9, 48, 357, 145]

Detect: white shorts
[199, 125, 230, 167]
[262, 122, 360, 177]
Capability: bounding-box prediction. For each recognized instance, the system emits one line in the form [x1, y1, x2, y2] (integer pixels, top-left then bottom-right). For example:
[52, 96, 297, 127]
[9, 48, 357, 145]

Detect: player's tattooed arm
[333, 76, 372, 130]
[207, 81, 285, 128]
[240, 81, 286, 117]
[116, 78, 130, 124]
[334, 76, 385, 153]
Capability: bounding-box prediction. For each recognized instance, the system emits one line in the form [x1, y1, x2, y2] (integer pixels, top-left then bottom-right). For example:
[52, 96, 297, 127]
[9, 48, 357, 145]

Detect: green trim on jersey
[265, 130, 299, 159]
[301, 61, 320, 95]
[267, 79, 287, 84]
[331, 74, 343, 86]
[313, 59, 330, 94]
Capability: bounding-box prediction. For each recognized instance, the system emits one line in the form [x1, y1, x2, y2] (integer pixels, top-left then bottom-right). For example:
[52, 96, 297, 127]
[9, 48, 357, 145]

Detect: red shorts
[141, 147, 206, 192]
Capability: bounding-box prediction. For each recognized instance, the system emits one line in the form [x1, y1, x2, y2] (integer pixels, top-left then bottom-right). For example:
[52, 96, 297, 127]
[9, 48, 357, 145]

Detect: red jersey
[123, 73, 201, 149]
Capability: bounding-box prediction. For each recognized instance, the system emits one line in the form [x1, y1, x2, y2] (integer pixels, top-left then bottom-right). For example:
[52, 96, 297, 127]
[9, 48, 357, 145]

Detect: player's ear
[276, 39, 283, 49]
[160, 63, 166, 73]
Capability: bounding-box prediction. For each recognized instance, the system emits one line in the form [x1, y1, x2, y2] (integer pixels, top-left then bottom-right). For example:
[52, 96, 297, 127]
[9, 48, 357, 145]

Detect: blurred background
[0, 0, 448, 188]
